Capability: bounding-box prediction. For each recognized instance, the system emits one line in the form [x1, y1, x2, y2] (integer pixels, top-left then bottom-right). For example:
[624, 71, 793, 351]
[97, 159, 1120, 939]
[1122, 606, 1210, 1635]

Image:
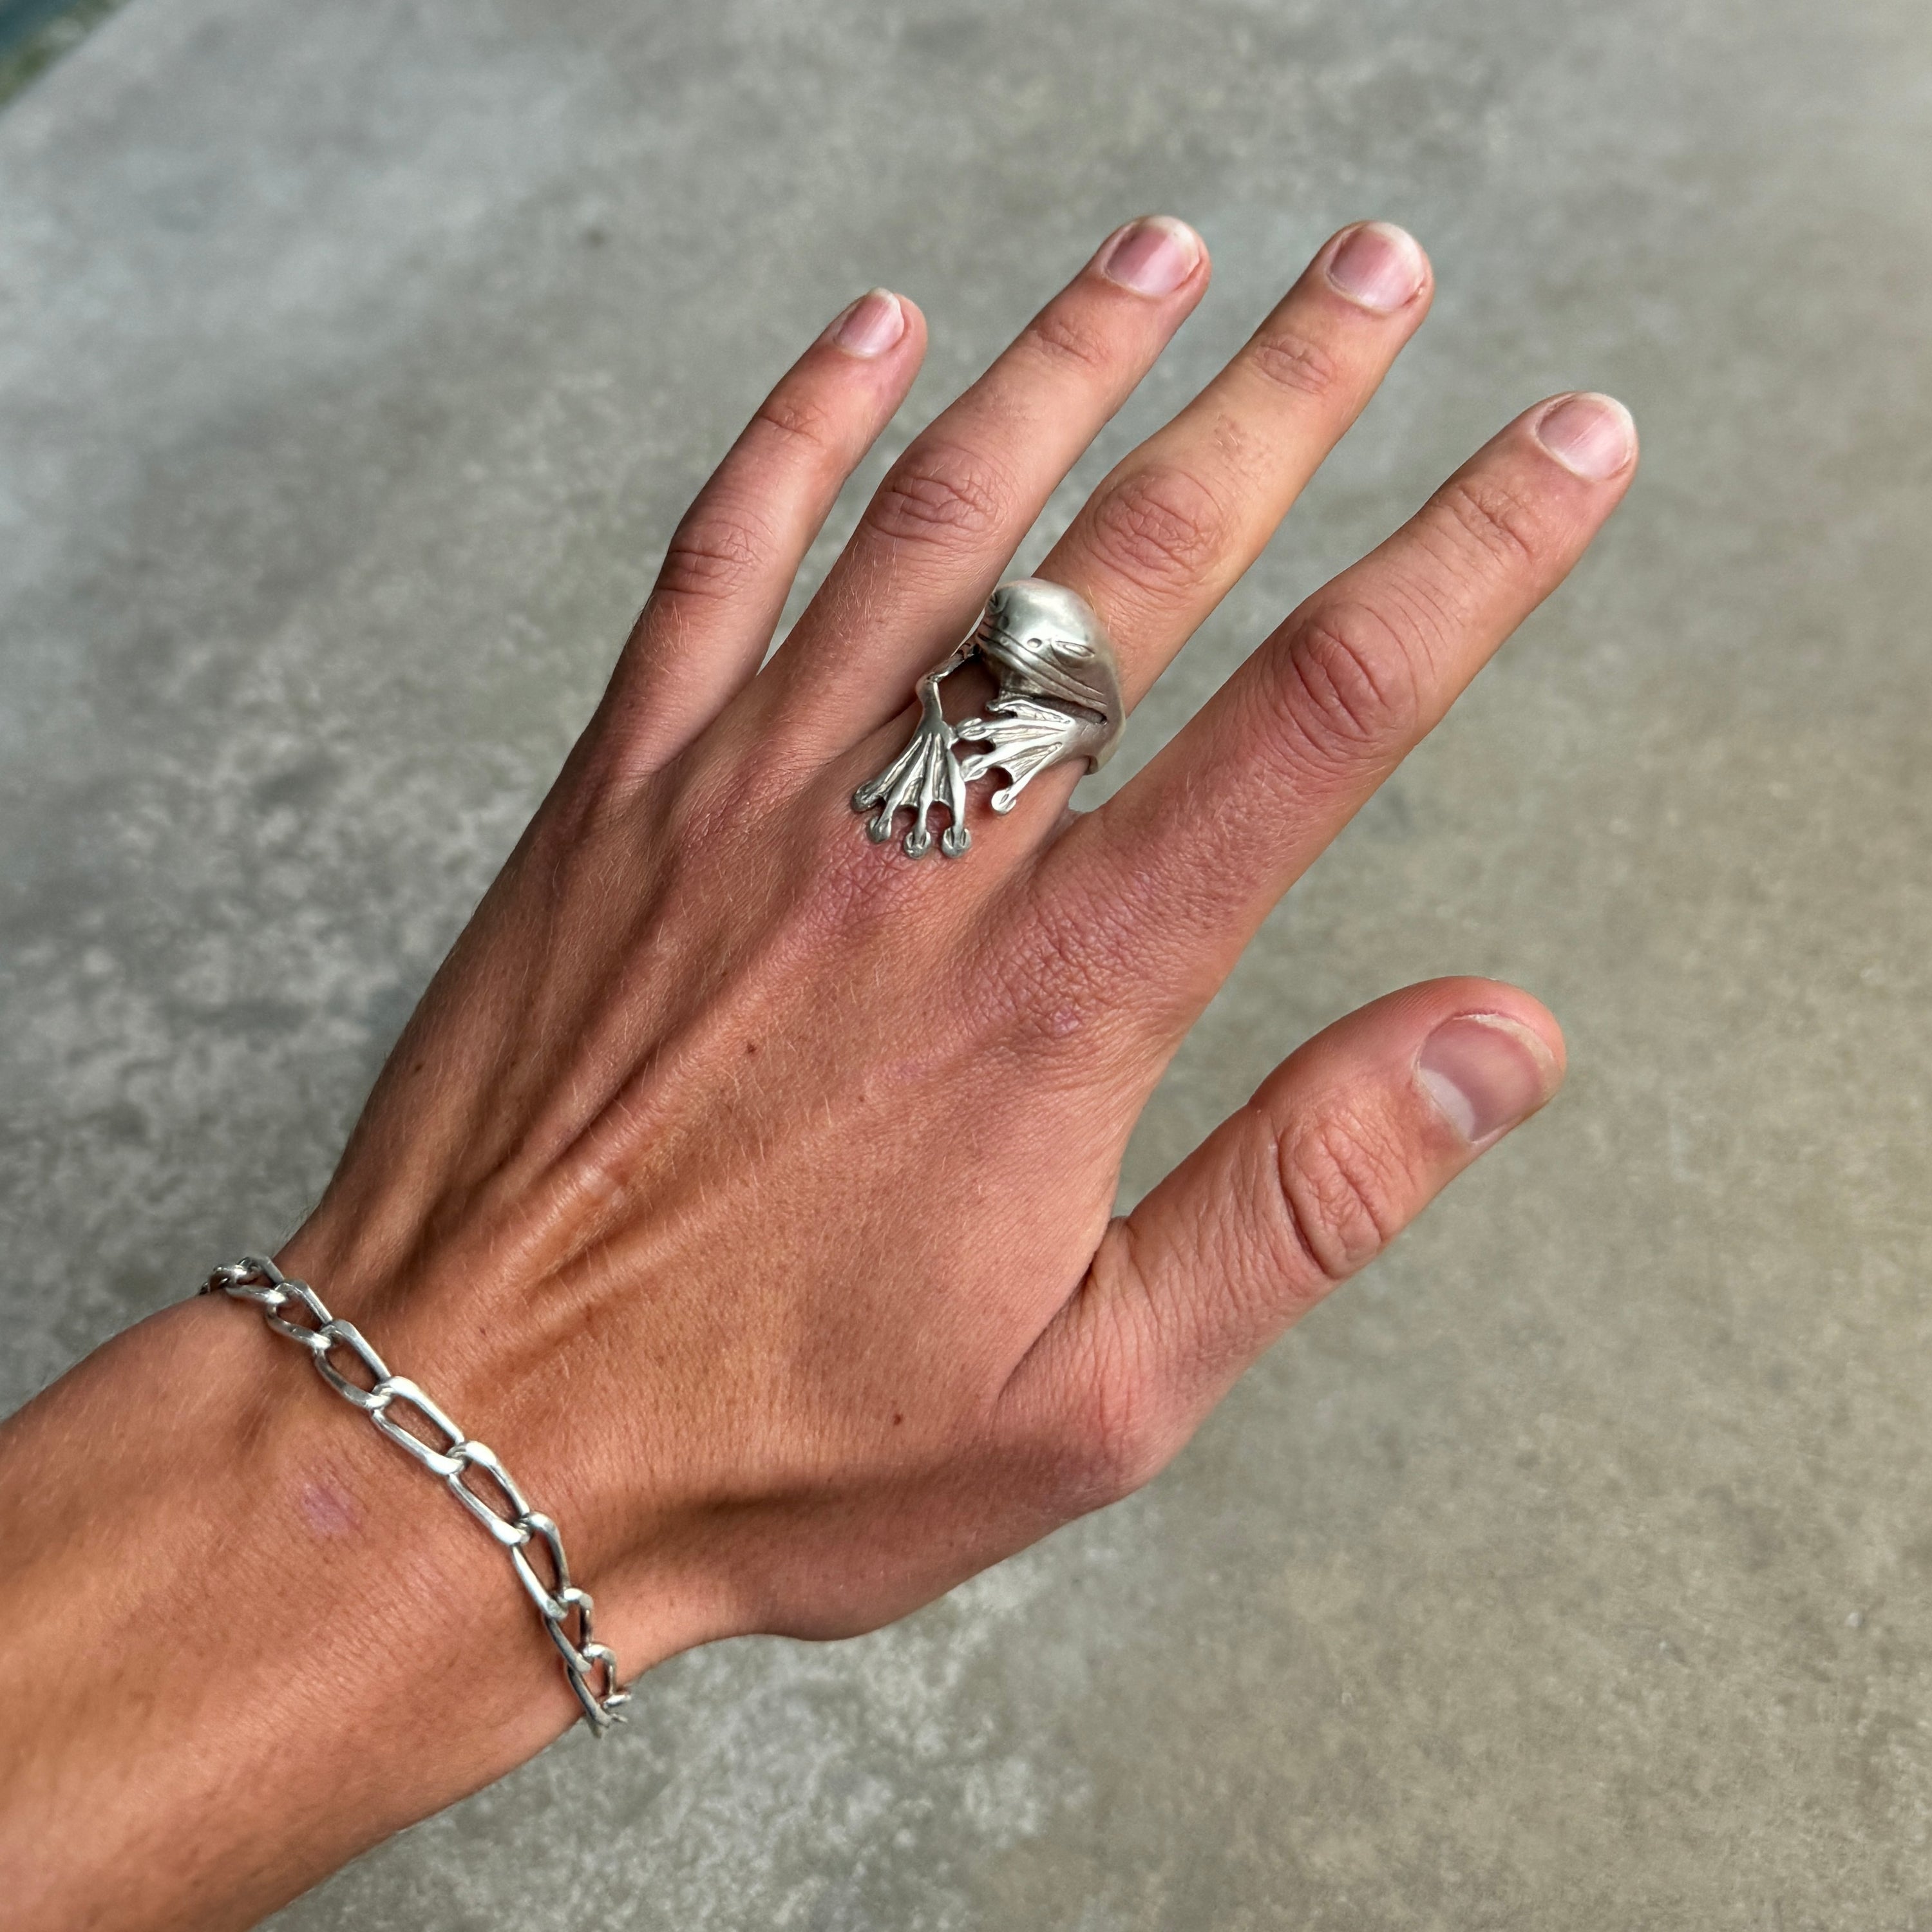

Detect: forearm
[0, 1294, 574, 1932]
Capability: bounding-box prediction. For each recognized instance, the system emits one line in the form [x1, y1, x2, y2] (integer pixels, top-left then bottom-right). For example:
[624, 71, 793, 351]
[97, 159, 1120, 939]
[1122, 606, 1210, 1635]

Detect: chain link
[202, 1255, 630, 1736]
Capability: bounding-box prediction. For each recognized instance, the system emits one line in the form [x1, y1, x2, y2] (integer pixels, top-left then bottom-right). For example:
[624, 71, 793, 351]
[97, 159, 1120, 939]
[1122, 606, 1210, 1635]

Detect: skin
[0, 215, 1634, 1931]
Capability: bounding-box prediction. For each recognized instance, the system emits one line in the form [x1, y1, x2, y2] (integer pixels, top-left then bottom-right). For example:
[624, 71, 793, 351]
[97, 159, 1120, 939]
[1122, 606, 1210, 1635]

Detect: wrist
[276, 1208, 736, 1680]
[0, 1290, 578, 1932]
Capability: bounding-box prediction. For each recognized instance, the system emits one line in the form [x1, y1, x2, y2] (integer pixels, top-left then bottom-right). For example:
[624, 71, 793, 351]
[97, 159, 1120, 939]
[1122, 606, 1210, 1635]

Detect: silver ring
[851, 577, 1124, 858]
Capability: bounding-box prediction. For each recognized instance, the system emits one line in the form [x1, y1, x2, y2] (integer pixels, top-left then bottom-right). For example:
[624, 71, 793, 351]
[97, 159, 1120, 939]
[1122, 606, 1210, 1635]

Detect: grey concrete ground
[3, 0, 1930, 1924]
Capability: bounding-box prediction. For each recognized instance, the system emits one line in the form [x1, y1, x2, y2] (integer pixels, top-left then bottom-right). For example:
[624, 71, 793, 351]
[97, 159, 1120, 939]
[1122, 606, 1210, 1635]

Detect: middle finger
[766, 216, 1211, 743]
[1040, 220, 1433, 709]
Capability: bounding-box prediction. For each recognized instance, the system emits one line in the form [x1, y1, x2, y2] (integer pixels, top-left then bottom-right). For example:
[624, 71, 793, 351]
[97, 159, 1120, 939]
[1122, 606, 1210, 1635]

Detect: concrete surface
[4, 0, 1931, 1924]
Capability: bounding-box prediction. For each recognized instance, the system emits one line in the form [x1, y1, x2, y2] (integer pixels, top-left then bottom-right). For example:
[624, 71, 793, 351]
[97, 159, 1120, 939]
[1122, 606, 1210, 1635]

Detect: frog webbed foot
[851, 712, 972, 858]
[955, 697, 1109, 814]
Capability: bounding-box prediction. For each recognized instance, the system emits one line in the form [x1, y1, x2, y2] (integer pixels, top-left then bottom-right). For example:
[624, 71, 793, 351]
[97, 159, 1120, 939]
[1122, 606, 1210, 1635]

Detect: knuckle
[791, 805, 915, 935]
[1082, 462, 1228, 598]
[1274, 1107, 1410, 1283]
[1046, 1297, 1180, 1510]
[968, 880, 1135, 1050]
[1021, 303, 1117, 377]
[750, 385, 840, 457]
[1430, 473, 1544, 573]
[1262, 601, 1423, 775]
[1245, 325, 1344, 402]
[772, 770, 952, 947]
[652, 510, 771, 606]
[862, 441, 1011, 554]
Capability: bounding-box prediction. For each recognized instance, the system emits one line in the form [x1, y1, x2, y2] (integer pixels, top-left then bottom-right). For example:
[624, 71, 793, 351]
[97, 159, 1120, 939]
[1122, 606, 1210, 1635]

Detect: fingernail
[1417, 1013, 1559, 1145]
[1533, 392, 1636, 480]
[1097, 216, 1202, 297]
[831, 288, 906, 357]
[1325, 221, 1426, 313]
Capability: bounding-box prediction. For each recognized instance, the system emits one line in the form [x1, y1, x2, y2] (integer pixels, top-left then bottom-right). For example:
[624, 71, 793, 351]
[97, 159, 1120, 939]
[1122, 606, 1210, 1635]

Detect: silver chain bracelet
[201, 1255, 630, 1735]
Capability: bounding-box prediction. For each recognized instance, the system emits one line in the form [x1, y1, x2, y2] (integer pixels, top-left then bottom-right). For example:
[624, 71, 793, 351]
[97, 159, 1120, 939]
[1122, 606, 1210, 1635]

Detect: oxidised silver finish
[853, 576, 1124, 858]
[201, 1255, 630, 1736]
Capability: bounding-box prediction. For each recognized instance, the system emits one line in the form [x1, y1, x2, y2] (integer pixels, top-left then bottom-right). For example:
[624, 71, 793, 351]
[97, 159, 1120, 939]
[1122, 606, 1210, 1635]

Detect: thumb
[1002, 978, 1564, 1507]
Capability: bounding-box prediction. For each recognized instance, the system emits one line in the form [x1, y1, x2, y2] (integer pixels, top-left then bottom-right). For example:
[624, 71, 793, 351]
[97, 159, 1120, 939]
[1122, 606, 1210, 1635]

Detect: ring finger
[810, 221, 1435, 848]
[763, 216, 1212, 744]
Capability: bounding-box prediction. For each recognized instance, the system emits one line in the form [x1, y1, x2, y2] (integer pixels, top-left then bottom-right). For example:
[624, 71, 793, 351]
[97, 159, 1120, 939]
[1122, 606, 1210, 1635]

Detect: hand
[0, 214, 1634, 1931]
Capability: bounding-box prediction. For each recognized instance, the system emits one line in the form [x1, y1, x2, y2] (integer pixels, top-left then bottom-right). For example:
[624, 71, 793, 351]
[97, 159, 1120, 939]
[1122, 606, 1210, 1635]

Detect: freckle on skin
[299, 1479, 360, 1539]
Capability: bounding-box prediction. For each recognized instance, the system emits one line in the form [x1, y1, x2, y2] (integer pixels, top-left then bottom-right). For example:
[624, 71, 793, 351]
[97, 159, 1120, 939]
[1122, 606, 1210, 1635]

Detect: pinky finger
[1000, 978, 1564, 1505]
[592, 289, 926, 784]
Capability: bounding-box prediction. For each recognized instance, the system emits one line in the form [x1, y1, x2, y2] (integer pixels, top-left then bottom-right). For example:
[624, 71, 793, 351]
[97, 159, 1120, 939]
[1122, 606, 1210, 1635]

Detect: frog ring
[851, 577, 1124, 858]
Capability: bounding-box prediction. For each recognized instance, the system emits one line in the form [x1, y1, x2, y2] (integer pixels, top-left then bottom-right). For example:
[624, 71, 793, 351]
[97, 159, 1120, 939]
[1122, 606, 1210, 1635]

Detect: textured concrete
[4, 0, 1931, 1925]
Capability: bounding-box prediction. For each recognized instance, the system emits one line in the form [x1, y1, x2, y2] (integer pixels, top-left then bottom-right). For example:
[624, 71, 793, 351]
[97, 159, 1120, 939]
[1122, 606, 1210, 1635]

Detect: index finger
[1024, 391, 1639, 1037]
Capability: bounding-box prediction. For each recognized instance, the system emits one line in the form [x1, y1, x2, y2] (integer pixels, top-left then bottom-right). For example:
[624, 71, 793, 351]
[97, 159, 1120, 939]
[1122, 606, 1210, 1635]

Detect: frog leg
[955, 697, 1110, 814]
[851, 655, 973, 858]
